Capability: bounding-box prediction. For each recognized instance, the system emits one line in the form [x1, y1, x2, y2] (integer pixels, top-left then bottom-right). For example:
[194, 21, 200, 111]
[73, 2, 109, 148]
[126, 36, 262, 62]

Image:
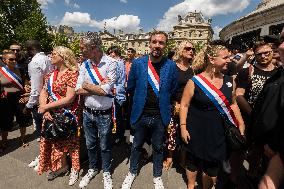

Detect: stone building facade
[100, 11, 213, 55]
[220, 0, 284, 49]
[48, 25, 74, 36]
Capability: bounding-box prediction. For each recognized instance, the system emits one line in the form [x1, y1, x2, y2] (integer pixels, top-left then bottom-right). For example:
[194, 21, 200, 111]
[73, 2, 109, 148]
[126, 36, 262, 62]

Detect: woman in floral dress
[37, 46, 80, 186]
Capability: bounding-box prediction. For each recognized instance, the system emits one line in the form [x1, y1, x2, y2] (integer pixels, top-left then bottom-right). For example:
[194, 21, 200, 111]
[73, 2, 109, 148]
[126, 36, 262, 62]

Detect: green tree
[194, 41, 205, 53]
[69, 35, 81, 56]
[0, 0, 52, 52]
[51, 33, 69, 48]
[164, 39, 177, 57]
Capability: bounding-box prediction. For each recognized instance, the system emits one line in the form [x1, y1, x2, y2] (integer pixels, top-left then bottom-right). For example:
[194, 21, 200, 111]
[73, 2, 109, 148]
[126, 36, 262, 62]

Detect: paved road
[0, 126, 187, 189]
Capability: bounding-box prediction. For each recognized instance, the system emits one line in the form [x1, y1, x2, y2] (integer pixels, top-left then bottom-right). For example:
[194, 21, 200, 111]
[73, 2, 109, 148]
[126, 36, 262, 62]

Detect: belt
[84, 107, 112, 115]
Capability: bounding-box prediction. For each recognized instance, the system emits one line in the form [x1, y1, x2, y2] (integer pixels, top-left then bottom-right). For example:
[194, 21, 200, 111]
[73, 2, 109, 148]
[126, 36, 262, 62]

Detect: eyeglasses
[255, 51, 272, 57]
[7, 58, 16, 61]
[184, 47, 195, 52]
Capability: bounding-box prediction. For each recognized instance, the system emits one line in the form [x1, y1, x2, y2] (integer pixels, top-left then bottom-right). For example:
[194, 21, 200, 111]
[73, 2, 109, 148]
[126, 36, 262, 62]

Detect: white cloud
[213, 26, 222, 39]
[65, 0, 80, 9]
[73, 3, 80, 8]
[37, 0, 54, 8]
[157, 0, 250, 31]
[120, 0, 127, 3]
[60, 12, 141, 32]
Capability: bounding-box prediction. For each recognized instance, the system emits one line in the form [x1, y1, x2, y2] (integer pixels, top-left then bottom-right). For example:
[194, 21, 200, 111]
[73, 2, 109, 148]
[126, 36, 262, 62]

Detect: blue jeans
[31, 107, 43, 138]
[83, 110, 112, 172]
[130, 114, 165, 177]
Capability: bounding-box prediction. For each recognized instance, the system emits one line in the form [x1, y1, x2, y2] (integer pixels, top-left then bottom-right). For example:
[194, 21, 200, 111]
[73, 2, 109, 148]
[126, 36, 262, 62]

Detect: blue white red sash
[47, 70, 79, 117]
[83, 59, 116, 131]
[191, 74, 239, 128]
[84, 59, 104, 85]
[0, 66, 23, 91]
[84, 59, 114, 98]
[147, 58, 160, 97]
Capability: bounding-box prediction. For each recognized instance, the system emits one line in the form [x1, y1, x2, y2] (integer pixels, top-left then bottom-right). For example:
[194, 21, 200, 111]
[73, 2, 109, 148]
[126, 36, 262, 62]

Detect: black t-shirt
[143, 60, 163, 115]
[236, 65, 277, 107]
[175, 65, 194, 102]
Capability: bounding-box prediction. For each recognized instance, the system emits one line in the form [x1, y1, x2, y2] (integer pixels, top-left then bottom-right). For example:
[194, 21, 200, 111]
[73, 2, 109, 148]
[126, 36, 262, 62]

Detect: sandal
[21, 139, 29, 148]
[163, 158, 173, 170]
[22, 142, 29, 148]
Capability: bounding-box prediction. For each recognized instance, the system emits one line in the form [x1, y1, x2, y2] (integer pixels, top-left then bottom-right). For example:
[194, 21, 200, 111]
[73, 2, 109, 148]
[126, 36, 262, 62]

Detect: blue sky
[39, 0, 262, 38]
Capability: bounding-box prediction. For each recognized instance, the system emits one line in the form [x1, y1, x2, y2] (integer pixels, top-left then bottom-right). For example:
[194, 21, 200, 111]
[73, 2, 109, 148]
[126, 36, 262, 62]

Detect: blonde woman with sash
[179, 44, 245, 189]
[37, 46, 80, 186]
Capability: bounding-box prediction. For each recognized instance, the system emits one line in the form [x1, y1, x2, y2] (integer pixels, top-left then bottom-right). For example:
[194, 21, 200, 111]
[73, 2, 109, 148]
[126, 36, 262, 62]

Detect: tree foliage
[51, 33, 81, 56]
[0, 0, 53, 52]
[51, 33, 69, 48]
[194, 41, 205, 53]
[68, 35, 81, 56]
[164, 39, 177, 57]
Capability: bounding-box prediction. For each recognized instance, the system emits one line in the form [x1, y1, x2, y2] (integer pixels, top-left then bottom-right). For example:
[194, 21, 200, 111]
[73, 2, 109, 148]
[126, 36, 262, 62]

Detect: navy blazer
[127, 55, 178, 126]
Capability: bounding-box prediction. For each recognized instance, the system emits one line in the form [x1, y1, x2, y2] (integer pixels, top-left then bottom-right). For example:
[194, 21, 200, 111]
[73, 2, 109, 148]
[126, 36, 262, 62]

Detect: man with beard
[121, 31, 178, 189]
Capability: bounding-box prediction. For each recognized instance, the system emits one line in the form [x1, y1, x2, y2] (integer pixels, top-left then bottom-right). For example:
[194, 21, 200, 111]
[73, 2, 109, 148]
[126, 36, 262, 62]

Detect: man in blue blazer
[121, 31, 178, 189]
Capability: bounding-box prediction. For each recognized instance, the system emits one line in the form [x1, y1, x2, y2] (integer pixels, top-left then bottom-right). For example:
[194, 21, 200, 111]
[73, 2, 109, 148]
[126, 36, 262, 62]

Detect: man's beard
[150, 49, 163, 58]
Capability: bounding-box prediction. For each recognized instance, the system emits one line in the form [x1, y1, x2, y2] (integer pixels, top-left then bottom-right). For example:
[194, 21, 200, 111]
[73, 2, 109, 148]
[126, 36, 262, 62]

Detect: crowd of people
[0, 27, 284, 189]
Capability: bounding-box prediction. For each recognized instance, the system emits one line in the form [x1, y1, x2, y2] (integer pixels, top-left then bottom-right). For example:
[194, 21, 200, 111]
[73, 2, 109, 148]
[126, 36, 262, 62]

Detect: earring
[210, 66, 215, 79]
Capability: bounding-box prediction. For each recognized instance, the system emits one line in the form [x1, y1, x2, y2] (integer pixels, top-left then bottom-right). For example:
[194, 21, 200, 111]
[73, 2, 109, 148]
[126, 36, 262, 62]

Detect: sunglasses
[184, 47, 195, 52]
[8, 58, 16, 61]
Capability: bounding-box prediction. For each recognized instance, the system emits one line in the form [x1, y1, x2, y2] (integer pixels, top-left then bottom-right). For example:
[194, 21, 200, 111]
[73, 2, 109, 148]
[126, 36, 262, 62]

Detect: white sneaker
[153, 177, 164, 189]
[34, 164, 39, 172]
[103, 172, 112, 189]
[28, 156, 39, 168]
[68, 168, 79, 186]
[79, 169, 98, 188]
[121, 172, 136, 189]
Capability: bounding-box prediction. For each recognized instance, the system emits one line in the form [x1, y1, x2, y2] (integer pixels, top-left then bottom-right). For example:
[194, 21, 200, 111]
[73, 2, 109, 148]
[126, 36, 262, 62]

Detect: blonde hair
[53, 46, 78, 71]
[173, 40, 194, 62]
[191, 44, 227, 74]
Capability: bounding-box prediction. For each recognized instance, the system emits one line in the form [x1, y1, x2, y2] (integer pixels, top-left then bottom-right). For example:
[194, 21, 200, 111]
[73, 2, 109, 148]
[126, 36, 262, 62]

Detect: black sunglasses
[184, 47, 195, 52]
[8, 58, 16, 61]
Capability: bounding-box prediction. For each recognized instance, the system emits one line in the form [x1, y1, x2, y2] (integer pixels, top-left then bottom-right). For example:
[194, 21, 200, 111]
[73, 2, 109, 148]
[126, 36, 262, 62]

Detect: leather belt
[84, 107, 112, 115]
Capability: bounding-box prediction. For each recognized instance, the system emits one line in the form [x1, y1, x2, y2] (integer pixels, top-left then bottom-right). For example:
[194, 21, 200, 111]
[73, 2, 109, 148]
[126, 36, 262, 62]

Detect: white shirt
[76, 54, 117, 110]
[26, 52, 52, 108]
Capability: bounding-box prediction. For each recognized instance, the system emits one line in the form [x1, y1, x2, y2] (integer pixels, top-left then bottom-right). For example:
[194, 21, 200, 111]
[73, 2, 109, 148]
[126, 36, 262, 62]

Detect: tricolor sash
[147, 58, 160, 97]
[47, 70, 79, 120]
[191, 74, 239, 128]
[83, 60, 116, 131]
[84, 59, 114, 98]
[84, 59, 104, 85]
[0, 66, 24, 91]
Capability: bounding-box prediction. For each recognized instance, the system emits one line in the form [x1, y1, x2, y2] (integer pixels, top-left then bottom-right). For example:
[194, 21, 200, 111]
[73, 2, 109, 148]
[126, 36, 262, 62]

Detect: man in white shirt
[23, 40, 52, 138]
[76, 33, 117, 189]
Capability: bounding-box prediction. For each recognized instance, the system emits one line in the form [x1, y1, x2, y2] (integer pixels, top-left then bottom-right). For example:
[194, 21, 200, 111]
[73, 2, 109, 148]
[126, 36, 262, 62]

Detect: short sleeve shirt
[236, 65, 277, 107]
